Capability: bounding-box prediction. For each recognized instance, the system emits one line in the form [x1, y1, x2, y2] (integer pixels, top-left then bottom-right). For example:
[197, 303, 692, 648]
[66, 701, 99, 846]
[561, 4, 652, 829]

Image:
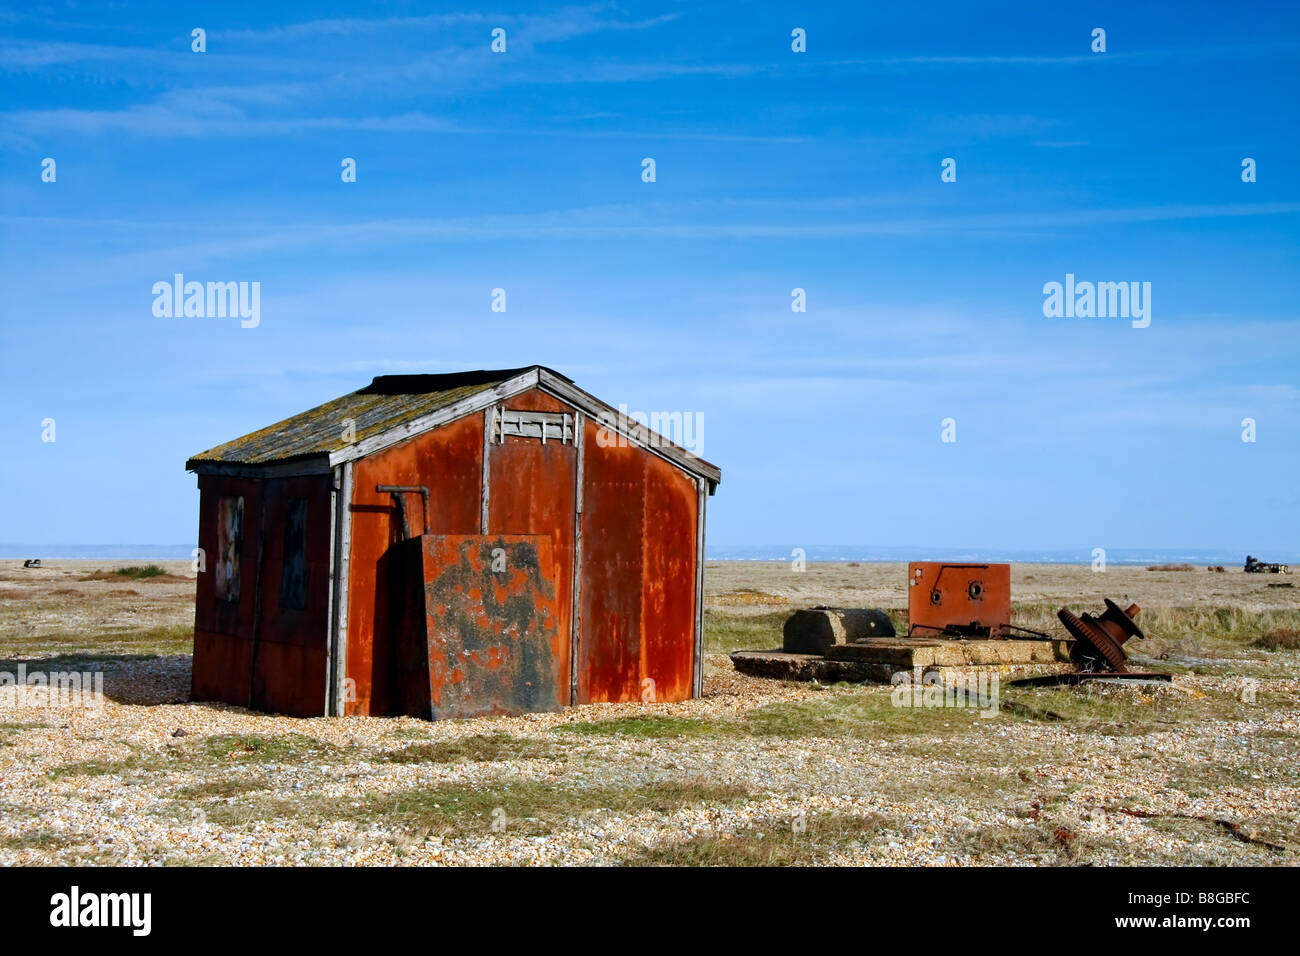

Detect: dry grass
[379, 732, 561, 763]
[556, 715, 720, 738]
[712, 589, 789, 606]
[1147, 563, 1196, 572]
[627, 811, 888, 865]
[77, 569, 189, 583]
[703, 608, 790, 654]
[192, 778, 752, 842]
[1255, 629, 1300, 651]
[47, 733, 340, 782]
[3, 623, 194, 660]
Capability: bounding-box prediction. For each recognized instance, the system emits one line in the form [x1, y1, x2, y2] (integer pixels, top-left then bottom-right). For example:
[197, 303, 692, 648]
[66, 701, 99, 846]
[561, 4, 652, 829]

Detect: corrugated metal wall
[346, 412, 483, 716]
[487, 389, 577, 706]
[251, 476, 333, 715]
[192, 475, 260, 707]
[191, 473, 332, 717]
[638, 450, 699, 703]
[578, 416, 698, 703]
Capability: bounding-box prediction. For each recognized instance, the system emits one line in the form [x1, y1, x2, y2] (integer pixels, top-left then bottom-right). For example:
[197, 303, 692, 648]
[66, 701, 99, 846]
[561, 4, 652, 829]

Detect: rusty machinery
[1057, 598, 1145, 673]
[908, 562, 1013, 638]
[904, 561, 1170, 683]
[1245, 555, 1290, 574]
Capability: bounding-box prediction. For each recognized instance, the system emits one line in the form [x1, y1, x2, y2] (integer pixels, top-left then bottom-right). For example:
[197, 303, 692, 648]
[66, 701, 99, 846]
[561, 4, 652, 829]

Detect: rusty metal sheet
[346, 411, 484, 715]
[190, 474, 334, 717]
[190, 631, 253, 706]
[249, 476, 333, 715]
[488, 388, 577, 710]
[577, 419, 700, 704]
[578, 420, 644, 703]
[191, 475, 262, 708]
[499, 387, 570, 415]
[392, 534, 563, 719]
[255, 476, 332, 649]
[193, 475, 262, 639]
[249, 641, 328, 716]
[640, 452, 697, 703]
[907, 562, 1011, 638]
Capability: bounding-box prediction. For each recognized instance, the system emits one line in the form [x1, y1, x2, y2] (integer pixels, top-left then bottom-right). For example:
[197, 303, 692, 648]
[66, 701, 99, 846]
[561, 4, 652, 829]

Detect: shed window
[215, 496, 243, 603]
[490, 407, 574, 444]
[279, 498, 308, 610]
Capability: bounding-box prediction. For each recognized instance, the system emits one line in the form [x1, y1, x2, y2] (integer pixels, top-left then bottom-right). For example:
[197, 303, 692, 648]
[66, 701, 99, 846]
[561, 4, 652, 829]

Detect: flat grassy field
[1, 559, 1297, 865]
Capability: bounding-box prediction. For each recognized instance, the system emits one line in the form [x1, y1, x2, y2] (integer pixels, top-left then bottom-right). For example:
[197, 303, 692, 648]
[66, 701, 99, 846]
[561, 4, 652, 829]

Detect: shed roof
[187, 367, 549, 467]
[185, 366, 721, 486]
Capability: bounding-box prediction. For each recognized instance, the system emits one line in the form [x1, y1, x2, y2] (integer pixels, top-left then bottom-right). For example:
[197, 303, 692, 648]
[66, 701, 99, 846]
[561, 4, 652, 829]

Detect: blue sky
[1, 1, 1298, 556]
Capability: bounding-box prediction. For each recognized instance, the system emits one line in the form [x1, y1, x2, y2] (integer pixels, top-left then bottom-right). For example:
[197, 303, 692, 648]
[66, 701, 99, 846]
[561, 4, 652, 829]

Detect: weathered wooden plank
[569, 410, 584, 707]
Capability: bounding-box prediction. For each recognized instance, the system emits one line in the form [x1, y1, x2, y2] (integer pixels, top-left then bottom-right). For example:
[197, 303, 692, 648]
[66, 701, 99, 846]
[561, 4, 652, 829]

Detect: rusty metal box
[390, 533, 563, 719]
[907, 562, 1011, 637]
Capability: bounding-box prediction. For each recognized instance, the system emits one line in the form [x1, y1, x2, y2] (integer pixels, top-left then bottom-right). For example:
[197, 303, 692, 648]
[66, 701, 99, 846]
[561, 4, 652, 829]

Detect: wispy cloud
[211, 5, 682, 44]
[7, 200, 1300, 279]
[842, 41, 1300, 67]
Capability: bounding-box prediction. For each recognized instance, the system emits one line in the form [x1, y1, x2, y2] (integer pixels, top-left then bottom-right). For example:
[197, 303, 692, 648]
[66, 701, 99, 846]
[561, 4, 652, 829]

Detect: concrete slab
[729, 648, 1079, 685]
[728, 649, 894, 683]
[825, 637, 1072, 668]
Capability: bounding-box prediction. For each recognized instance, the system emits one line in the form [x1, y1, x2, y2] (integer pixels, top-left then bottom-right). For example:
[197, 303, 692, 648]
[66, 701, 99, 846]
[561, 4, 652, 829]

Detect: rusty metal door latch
[376, 485, 430, 540]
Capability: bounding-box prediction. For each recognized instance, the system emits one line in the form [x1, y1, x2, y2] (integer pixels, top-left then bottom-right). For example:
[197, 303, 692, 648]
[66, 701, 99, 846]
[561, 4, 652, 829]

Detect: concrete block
[782, 607, 895, 654]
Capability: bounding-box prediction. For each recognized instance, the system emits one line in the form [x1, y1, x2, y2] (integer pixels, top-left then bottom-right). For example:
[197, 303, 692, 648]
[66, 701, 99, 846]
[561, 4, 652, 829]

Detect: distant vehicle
[1244, 555, 1290, 574]
[21, 559, 41, 569]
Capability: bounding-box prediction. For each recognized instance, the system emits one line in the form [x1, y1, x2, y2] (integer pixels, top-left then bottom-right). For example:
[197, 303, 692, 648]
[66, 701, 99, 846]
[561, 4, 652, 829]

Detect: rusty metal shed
[185, 366, 721, 718]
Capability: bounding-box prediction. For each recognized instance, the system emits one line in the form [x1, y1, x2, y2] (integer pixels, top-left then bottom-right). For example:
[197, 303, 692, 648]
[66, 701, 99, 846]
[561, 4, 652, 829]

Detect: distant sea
[0, 544, 199, 560]
[3, 543, 1296, 566]
[704, 545, 1300, 566]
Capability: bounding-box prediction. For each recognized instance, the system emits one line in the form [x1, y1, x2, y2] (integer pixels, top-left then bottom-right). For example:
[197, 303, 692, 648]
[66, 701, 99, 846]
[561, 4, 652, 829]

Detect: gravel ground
[1, 560, 1297, 866]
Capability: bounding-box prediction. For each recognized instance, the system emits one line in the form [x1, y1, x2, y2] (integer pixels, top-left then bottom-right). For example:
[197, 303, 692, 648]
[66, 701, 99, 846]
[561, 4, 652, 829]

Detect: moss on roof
[187, 367, 541, 466]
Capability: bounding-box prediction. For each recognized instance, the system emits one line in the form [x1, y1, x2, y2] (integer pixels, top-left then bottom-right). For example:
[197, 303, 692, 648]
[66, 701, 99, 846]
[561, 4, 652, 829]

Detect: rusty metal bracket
[376, 485, 430, 540]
